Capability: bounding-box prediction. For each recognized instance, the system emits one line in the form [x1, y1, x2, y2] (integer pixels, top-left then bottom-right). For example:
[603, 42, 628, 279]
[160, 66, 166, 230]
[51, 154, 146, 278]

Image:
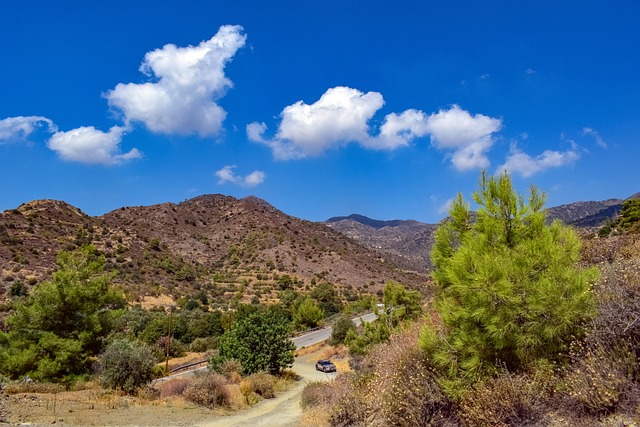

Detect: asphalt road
[292, 312, 377, 349]
[156, 312, 378, 383]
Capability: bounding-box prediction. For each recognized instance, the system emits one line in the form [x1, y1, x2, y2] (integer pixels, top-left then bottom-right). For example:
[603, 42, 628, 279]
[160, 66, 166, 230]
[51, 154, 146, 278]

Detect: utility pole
[165, 306, 174, 373]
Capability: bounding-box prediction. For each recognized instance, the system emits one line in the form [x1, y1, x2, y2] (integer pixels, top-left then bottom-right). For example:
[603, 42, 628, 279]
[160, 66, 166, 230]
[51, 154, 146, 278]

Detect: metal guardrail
[169, 359, 208, 374]
[165, 310, 376, 375]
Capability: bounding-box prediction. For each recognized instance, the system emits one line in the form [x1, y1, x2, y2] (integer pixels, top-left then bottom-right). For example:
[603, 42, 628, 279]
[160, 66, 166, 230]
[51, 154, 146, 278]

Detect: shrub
[247, 372, 275, 398]
[328, 374, 372, 426]
[458, 370, 552, 427]
[564, 344, 635, 415]
[300, 381, 334, 409]
[98, 338, 157, 395]
[367, 322, 452, 426]
[217, 359, 243, 383]
[138, 385, 160, 400]
[158, 378, 190, 398]
[330, 315, 356, 345]
[189, 337, 216, 352]
[183, 373, 231, 408]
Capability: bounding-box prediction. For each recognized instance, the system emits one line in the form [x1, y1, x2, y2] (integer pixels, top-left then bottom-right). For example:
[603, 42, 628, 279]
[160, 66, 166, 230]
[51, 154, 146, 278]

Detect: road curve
[156, 312, 378, 383]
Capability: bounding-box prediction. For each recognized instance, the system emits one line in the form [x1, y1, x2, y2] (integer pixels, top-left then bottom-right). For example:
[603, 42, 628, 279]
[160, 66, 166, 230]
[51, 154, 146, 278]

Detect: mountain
[546, 199, 624, 227]
[0, 195, 427, 307]
[325, 194, 637, 272]
[325, 215, 437, 272]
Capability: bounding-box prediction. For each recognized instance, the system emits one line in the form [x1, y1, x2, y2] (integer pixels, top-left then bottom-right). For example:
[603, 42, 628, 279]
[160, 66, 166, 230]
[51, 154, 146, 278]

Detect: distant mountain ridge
[325, 193, 638, 272]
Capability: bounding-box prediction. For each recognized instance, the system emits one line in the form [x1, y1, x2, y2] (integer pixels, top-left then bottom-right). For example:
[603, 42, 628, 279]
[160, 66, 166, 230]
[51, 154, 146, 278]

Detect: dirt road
[197, 350, 337, 427]
[2, 349, 338, 427]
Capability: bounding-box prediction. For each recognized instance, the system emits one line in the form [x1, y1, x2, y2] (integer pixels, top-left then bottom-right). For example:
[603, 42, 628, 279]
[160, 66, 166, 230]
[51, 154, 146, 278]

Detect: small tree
[422, 172, 598, 395]
[294, 297, 324, 329]
[331, 315, 356, 345]
[98, 338, 156, 394]
[0, 245, 125, 382]
[214, 306, 295, 375]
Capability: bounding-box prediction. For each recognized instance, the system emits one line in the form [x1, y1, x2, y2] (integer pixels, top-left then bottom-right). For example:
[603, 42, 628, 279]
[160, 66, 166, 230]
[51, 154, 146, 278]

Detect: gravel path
[196, 350, 337, 427]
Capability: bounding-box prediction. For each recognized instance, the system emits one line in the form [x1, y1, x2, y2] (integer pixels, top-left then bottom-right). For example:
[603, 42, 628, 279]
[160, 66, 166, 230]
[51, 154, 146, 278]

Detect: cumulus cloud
[247, 86, 429, 159]
[47, 126, 141, 165]
[425, 105, 502, 171]
[583, 127, 607, 148]
[0, 116, 57, 143]
[365, 109, 429, 150]
[107, 25, 246, 137]
[215, 165, 265, 187]
[497, 143, 580, 178]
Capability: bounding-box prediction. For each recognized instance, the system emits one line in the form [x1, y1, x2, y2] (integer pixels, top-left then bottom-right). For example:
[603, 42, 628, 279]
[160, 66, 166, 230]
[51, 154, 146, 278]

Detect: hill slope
[0, 195, 427, 306]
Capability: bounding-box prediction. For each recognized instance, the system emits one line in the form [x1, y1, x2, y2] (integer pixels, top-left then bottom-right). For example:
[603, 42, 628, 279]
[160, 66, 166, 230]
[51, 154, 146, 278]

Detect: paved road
[292, 312, 377, 349]
[156, 312, 378, 383]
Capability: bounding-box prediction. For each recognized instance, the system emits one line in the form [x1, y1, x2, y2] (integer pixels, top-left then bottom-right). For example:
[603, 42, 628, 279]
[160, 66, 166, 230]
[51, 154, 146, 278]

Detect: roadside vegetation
[301, 173, 640, 426]
[0, 240, 384, 418]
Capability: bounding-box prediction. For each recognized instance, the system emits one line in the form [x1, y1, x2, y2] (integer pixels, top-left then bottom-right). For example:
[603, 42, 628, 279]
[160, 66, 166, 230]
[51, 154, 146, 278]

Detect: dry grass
[458, 370, 552, 427]
[3, 382, 65, 394]
[137, 294, 175, 310]
[300, 406, 331, 426]
[157, 378, 190, 398]
[295, 342, 326, 356]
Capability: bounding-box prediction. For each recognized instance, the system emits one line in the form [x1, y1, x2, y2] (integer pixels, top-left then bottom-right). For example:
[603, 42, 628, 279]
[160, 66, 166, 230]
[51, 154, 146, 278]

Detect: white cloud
[47, 126, 141, 165]
[583, 127, 607, 148]
[425, 105, 502, 171]
[248, 86, 429, 159]
[497, 143, 580, 178]
[107, 25, 246, 137]
[364, 109, 429, 150]
[0, 116, 57, 143]
[215, 165, 265, 187]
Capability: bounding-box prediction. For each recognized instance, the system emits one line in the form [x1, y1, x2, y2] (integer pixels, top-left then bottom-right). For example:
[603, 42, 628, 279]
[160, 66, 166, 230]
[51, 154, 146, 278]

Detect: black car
[315, 359, 337, 373]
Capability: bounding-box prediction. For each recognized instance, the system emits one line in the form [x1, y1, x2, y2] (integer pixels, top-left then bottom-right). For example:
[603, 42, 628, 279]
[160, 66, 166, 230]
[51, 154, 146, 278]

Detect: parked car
[315, 359, 337, 373]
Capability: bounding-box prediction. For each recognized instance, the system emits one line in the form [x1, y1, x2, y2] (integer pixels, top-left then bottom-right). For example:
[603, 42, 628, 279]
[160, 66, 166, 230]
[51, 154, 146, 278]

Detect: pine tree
[422, 172, 598, 394]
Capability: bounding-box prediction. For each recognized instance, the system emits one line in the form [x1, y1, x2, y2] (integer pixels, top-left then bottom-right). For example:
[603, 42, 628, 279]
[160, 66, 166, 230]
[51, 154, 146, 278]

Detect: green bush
[214, 306, 295, 375]
[98, 338, 156, 395]
[330, 315, 356, 345]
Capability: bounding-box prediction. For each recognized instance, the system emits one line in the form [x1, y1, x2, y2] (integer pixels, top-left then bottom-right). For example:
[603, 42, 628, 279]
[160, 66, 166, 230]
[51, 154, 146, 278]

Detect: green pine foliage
[213, 306, 295, 375]
[422, 172, 598, 396]
[0, 245, 125, 383]
[293, 297, 325, 329]
[617, 199, 640, 233]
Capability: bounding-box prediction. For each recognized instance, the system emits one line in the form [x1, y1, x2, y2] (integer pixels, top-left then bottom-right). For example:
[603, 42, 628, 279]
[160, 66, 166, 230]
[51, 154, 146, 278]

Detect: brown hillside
[0, 195, 428, 307]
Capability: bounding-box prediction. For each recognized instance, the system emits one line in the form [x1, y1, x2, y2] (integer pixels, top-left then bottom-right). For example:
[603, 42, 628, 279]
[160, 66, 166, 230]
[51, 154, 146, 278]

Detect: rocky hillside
[326, 194, 638, 272]
[0, 195, 427, 307]
[325, 215, 437, 273]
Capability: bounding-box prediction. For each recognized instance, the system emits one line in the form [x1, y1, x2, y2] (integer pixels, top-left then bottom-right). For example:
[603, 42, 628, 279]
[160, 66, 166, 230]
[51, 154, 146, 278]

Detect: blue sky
[1, 1, 638, 223]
